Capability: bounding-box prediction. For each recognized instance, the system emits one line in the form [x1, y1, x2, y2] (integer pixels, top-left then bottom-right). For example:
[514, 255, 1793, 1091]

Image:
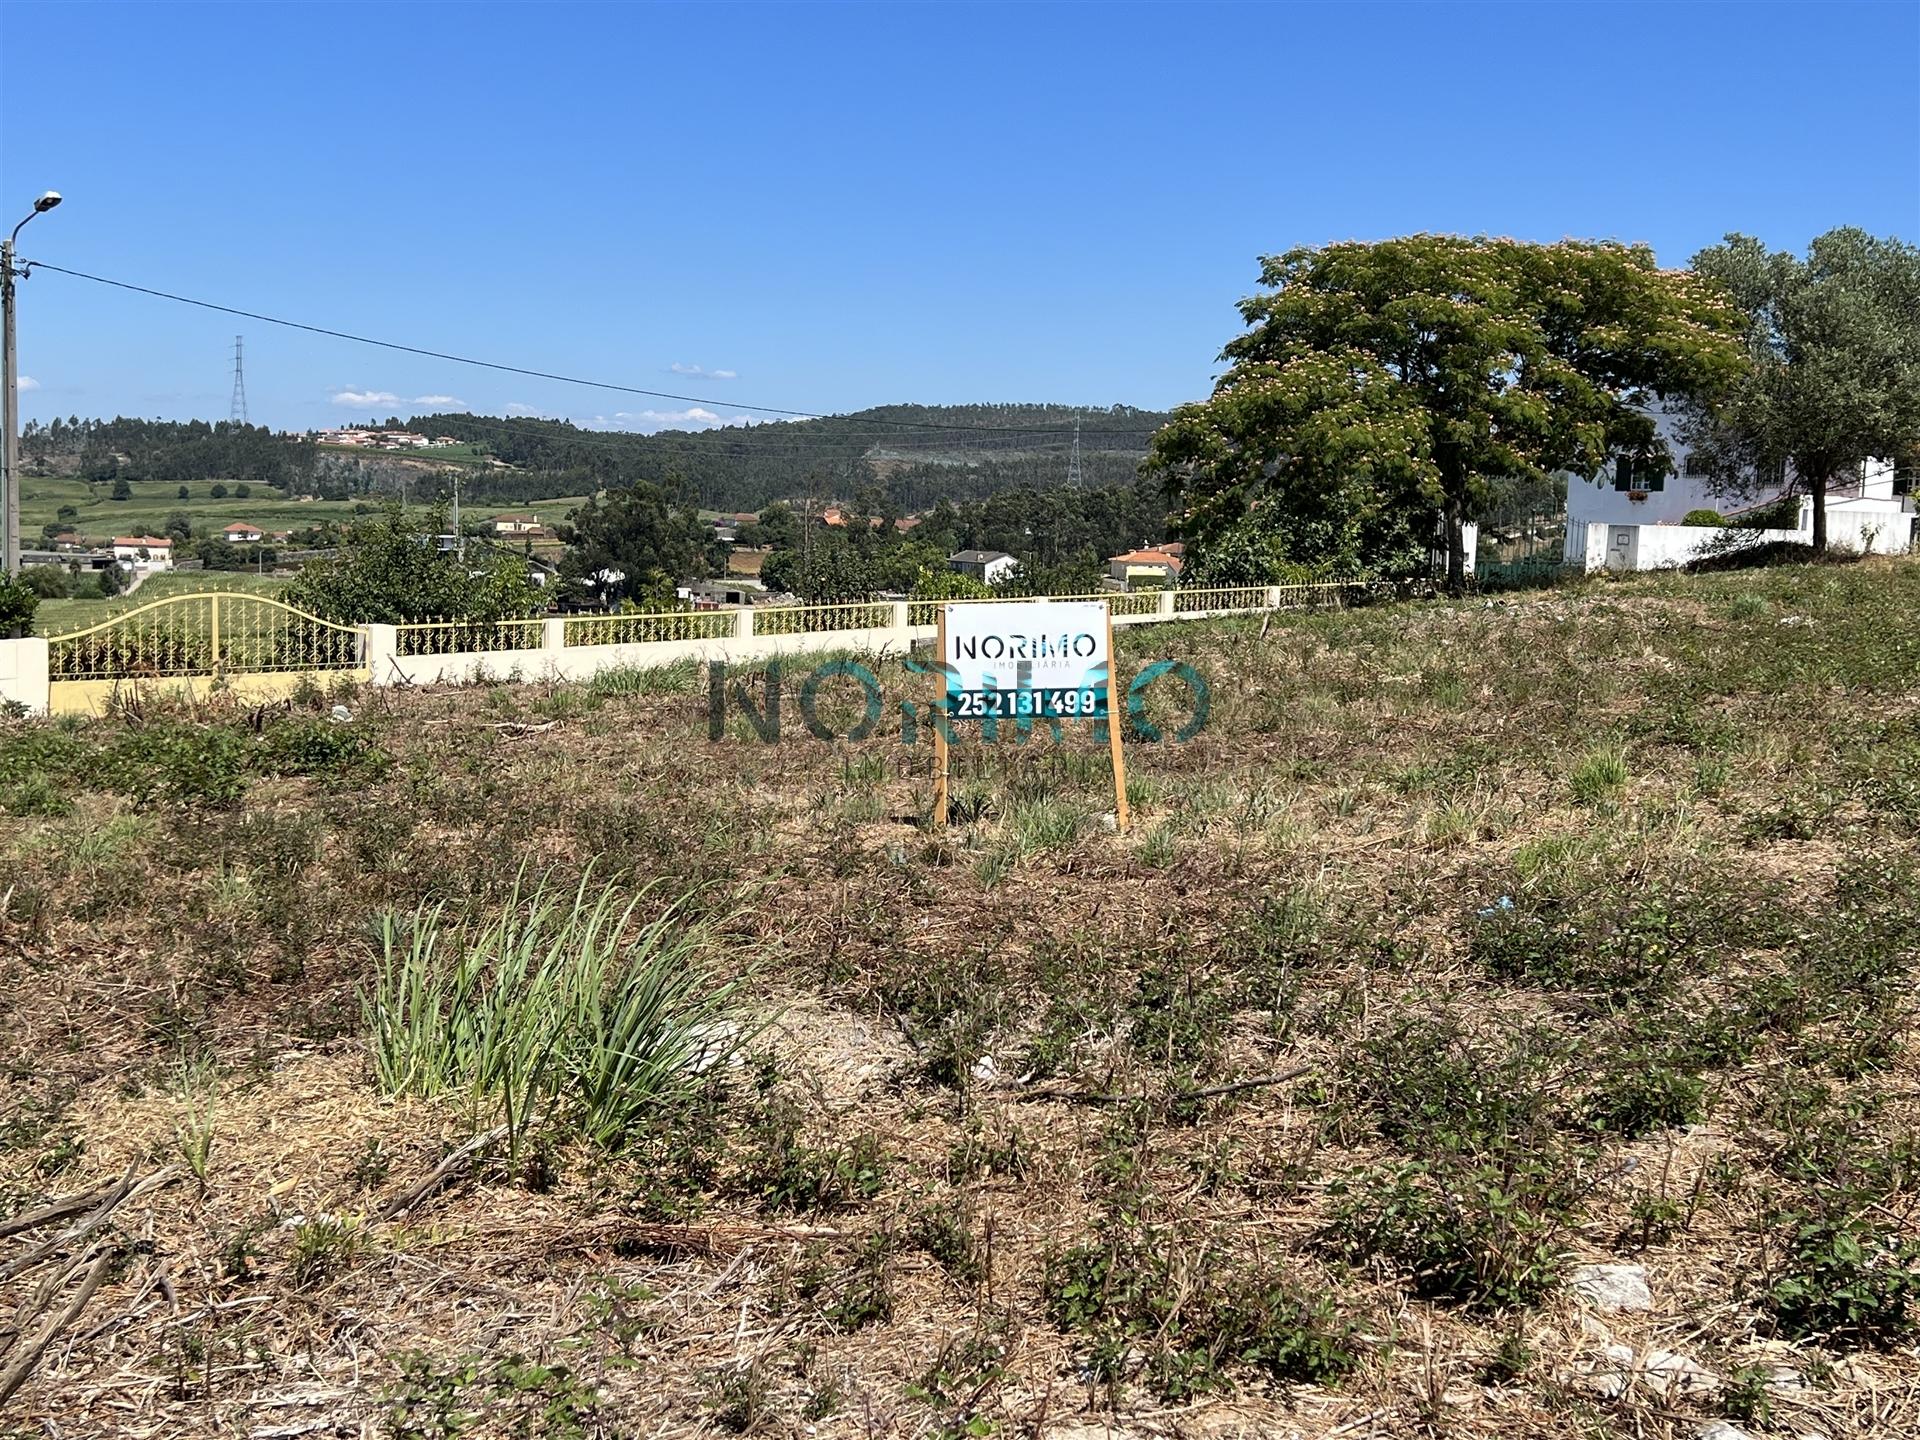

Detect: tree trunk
[1809, 469, 1828, 553]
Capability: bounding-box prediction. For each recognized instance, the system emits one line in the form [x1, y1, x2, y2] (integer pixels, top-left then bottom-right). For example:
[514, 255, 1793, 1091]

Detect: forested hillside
[25, 405, 1173, 517]
[407, 403, 1171, 510]
[21, 416, 315, 489]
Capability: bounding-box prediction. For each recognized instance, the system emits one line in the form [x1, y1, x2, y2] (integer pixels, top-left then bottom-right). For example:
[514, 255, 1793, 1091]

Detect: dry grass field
[3, 558, 1918, 1439]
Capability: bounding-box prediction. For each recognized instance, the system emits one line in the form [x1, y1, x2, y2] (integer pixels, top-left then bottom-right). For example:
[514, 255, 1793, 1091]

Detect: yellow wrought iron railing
[562, 609, 736, 647]
[905, 590, 1165, 627]
[1173, 585, 1271, 614]
[47, 593, 366, 681]
[392, 618, 546, 656]
[753, 601, 896, 636]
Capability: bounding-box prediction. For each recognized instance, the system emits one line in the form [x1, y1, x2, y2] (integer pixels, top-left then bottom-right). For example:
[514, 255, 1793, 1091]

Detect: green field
[19, 475, 363, 543]
[32, 570, 290, 637]
[20, 475, 589, 547]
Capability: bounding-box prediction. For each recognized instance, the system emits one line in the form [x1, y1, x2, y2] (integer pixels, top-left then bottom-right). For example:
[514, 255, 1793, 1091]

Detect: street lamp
[3, 190, 62, 578]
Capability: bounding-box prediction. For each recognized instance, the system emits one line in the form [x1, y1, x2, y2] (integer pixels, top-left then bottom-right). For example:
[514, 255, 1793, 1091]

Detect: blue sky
[3, 0, 1916, 433]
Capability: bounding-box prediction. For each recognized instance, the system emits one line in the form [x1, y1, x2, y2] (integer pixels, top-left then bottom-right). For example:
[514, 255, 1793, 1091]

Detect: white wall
[0, 638, 51, 714]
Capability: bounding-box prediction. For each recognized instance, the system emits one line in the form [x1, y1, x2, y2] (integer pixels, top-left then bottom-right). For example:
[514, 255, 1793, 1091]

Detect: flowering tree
[1151, 236, 1748, 589]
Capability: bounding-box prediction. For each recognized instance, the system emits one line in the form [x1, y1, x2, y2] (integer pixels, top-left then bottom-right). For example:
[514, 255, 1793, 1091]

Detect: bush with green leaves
[285, 502, 542, 623]
[0, 572, 38, 636]
[1766, 1209, 1920, 1345]
[1326, 1153, 1575, 1310]
[1046, 1219, 1358, 1399]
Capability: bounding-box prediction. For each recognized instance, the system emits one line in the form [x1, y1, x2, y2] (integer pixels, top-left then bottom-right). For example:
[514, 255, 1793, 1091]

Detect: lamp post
[2, 190, 62, 578]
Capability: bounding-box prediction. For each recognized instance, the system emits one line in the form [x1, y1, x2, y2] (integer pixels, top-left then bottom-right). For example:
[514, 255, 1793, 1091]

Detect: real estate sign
[941, 599, 1111, 719]
[934, 598, 1128, 830]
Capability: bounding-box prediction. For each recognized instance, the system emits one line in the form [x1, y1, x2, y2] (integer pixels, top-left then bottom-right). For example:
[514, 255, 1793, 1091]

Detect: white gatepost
[1158, 589, 1177, 618]
[1266, 585, 1283, 610]
[734, 607, 755, 640]
[365, 623, 398, 686]
[542, 618, 566, 652]
[0, 636, 50, 715]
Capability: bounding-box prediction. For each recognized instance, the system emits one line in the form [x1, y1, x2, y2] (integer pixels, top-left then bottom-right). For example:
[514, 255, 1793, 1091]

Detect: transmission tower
[1066, 411, 1084, 486]
[229, 335, 249, 425]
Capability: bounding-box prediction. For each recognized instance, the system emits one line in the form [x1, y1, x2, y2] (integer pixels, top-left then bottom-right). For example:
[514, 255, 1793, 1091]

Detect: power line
[22, 259, 1172, 439]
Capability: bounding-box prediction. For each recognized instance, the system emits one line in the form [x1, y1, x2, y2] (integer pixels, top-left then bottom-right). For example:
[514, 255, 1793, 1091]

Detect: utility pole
[1, 192, 62, 578]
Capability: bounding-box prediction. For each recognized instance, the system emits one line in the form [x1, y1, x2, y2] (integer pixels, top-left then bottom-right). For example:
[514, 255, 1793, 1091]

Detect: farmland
[2, 559, 1917, 1437]
[30, 570, 290, 637]
[18, 473, 591, 547]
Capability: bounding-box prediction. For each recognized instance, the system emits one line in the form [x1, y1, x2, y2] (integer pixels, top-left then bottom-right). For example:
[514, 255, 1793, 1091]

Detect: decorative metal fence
[1173, 585, 1271, 614]
[392, 619, 545, 656]
[753, 601, 896, 636]
[562, 609, 736, 647]
[42, 582, 1363, 690]
[48, 593, 365, 681]
[905, 590, 1163, 627]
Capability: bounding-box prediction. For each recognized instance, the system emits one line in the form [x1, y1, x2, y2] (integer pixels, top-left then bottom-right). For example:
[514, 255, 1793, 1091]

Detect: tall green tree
[559, 481, 720, 604]
[285, 505, 540, 622]
[1150, 236, 1748, 589]
[1682, 229, 1920, 553]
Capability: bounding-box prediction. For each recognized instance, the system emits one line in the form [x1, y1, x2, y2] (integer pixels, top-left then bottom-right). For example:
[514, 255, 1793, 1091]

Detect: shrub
[1046, 1221, 1358, 1398]
[1766, 1210, 1920, 1345]
[105, 723, 251, 807]
[255, 716, 389, 781]
[1326, 1154, 1574, 1310]
[0, 573, 38, 636]
[1682, 508, 1725, 526]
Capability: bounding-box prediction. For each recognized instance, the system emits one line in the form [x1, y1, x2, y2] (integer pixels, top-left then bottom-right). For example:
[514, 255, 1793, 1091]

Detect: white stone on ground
[1571, 1261, 1653, 1312]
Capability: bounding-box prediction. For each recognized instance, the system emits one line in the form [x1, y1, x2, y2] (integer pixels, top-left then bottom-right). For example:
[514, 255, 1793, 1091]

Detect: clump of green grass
[1570, 745, 1629, 805]
[363, 874, 754, 1157]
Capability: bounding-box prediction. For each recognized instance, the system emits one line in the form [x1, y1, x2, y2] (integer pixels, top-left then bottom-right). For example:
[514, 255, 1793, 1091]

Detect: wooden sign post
[933, 604, 951, 828]
[933, 597, 1126, 832]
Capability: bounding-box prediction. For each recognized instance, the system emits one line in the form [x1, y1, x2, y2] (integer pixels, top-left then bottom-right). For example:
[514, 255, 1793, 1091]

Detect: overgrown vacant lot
[4, 560, 1919, 1439]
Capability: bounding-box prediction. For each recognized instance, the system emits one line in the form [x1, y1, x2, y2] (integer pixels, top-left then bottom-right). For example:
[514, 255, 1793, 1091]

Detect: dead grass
[4, 557, 1919, 1438]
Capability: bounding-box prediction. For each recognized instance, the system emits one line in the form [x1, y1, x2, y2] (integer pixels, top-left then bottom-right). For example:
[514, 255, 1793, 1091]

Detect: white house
[1564, 410, 1913, 571]
[949, 549, 1019, 586]
[221, 522, 265, 543]
[110, 536, 174, 571]
[491, 513, 543, 536]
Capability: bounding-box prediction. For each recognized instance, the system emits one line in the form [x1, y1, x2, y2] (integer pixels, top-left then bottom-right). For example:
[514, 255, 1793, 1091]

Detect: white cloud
[412, 394, 461, 407]
[331, 387, 401, 408]
[608, 406, 729, 433]
[669, 363, 738, 380]
[504, 402, 545, 417]
[17, 375, 40, 392]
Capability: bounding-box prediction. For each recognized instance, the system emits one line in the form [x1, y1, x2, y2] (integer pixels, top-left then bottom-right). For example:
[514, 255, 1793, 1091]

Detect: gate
[47, 592, 368, 711]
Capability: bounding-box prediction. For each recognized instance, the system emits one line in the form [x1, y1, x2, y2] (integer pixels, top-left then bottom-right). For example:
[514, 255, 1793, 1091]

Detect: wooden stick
[376, 1123, 511, 1222]
[0, 1179, 124, 1242]
[1104, 601, 1130, 834]
[932, 605, 950, 828]
[0, 1245, 119, 1407]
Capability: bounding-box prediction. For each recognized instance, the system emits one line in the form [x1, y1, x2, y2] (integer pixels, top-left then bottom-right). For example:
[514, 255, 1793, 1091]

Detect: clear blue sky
[3, 0, 1916, 434]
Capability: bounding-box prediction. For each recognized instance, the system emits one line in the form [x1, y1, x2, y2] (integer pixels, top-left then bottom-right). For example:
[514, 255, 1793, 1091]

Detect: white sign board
[942, 599, 1111, 720]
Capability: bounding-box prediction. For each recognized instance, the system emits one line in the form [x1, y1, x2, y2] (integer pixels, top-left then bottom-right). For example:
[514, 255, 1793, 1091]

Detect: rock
[1571, 1261, 1653, 1312]
[1588, 1342, 1719, 1400]
[1765, 1364, 1806, 1392]
[329, 704, 353, 724]
[1696, 1424, 1754, 1440]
